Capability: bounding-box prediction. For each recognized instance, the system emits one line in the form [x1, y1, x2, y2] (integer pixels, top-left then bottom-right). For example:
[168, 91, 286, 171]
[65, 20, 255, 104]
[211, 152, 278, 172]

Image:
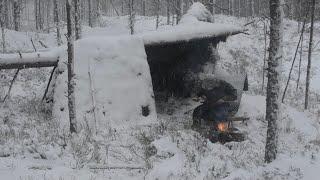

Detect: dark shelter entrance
[144, 29, 247, 143]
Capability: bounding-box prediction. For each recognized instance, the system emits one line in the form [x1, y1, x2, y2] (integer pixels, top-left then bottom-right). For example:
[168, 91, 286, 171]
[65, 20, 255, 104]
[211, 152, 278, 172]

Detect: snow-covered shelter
[0, 3, 245, 134]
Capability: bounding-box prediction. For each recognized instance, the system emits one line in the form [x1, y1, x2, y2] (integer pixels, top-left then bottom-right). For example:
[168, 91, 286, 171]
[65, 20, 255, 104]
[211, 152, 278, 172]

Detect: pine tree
[264, 0, 283, 163]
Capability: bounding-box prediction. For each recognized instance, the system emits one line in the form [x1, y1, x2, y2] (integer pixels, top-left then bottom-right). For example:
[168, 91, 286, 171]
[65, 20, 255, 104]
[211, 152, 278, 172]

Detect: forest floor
[0, 15, 320, 180]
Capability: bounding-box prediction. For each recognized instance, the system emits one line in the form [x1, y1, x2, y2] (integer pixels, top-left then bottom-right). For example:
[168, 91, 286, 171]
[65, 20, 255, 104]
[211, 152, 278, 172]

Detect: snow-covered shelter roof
[142, 22, 244, 46]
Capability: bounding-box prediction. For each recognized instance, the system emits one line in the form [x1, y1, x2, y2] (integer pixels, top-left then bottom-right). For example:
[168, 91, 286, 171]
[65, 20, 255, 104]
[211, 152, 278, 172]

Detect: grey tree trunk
[74, 0, 81, 40]
[66, 0, 77, 134]
[53, 0, 62, 46]
[155, 0, 160, 29]
[13, 0, 20, 31]
[265, 0, 283, 163]
[166, 0, 170, 25]
[0, 0, 6, 53]
[305, 0, 315, 110]
[4, 0, 9, 28]
[88, 0, 93, 27]
[128, 0, 135, 35]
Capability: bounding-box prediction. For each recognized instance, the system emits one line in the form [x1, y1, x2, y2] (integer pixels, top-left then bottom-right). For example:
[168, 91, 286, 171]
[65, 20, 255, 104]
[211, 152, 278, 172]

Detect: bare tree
[66, 0, 77, 134]
[265, 0, 283, 163]
[305, 0, 315, 110]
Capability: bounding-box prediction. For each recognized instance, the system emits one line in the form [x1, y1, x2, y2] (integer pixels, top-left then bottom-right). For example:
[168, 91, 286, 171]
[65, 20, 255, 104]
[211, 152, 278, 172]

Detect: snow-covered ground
[0, 14, 320, 180]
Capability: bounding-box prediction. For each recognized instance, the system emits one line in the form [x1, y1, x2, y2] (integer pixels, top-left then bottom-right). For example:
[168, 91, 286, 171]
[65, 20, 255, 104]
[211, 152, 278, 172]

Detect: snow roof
[142, 22, 244, 46]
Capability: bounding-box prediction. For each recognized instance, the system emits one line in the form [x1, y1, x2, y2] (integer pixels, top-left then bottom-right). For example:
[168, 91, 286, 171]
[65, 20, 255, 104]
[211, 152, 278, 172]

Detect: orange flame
[217, 122, 228, 132]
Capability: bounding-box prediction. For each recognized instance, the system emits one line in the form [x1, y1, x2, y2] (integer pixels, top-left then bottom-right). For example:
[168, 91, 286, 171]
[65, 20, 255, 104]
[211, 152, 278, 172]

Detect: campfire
[217, 122, 229, 132]
[192, 101, 248, 144]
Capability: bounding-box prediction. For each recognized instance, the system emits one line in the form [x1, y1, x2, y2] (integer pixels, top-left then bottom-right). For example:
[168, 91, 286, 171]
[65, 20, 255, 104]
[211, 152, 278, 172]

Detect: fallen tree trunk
[0, 51, 59, 69]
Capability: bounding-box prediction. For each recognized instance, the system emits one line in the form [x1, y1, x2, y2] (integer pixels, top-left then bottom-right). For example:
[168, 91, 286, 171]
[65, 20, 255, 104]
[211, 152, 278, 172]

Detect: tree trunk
[66, 0, 77, 134]
[128, 0, 135, 34]
[305, 0, 315, 110]
[13, 0, 20, 31]
[0, 0, 6, 53]
[265, 0, 283, 163]
[74, 0, 81, 40]
[53, 0, 62, 46]
[4, 0, 9, 28]
[88, 0, 93, 27]
[142, 0, 146, 16]
[166, 0, 170, 25]
[238, 0, 241, 17]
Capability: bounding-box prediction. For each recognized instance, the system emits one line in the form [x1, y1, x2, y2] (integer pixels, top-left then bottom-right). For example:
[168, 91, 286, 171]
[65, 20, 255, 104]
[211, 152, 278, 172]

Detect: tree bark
[53, 0, 62, 46]
[0, 0, 6, 53]
[128, 0, 135, 34]
[13, 0, 21, 31]
[74, 0, 81, 40]
[305, 0, 315, 110]
[88, 0, 93, 27]
[66, 0, 77, 134]
[265, 0, 283, 163]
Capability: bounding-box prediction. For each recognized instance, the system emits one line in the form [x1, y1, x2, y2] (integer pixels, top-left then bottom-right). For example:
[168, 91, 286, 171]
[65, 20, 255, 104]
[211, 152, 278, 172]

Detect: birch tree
[265, 0, 283, 163]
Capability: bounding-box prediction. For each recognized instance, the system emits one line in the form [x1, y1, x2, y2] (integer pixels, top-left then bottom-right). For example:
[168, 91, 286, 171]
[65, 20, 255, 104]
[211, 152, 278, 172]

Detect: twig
[88, 62, 98, 134]
[30, 38, 37, 52]
[38, 40, 48, 48]
[244, 21, 255, 26]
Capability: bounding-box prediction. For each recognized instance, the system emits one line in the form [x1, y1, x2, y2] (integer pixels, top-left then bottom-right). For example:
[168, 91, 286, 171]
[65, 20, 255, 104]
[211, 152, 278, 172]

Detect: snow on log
[0, 51, 60, 69]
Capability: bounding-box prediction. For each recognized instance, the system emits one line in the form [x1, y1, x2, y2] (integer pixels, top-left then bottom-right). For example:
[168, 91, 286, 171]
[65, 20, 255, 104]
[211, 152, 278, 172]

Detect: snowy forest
[0, 0, 320, 179]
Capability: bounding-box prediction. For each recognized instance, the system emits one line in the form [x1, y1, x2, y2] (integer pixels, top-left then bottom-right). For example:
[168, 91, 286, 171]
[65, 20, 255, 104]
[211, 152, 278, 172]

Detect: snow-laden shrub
[180, 2, 214, 24]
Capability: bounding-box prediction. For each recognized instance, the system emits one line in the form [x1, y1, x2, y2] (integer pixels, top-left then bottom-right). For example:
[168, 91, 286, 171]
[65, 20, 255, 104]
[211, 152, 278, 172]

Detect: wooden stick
[88, 166, 145, 170]
[30, 38, 37, 52]
[38, 40, 48, 48]
[228, 117, 250, 122]
[42, 63, 58, 102]
[88, 62, 98, 134]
